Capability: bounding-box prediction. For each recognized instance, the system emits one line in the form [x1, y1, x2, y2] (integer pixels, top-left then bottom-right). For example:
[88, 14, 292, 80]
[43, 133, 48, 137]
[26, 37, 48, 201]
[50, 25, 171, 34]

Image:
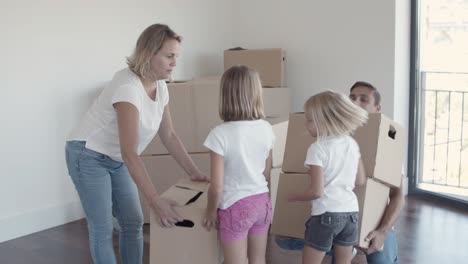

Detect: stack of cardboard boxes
[270, 112, 405, 250]
[142, 48, 291, 263]
[270, 113, 316, 239]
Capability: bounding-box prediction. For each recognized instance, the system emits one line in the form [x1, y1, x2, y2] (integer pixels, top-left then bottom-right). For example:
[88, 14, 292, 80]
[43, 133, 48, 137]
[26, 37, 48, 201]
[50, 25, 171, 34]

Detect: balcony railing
[421, 71, 468, 189]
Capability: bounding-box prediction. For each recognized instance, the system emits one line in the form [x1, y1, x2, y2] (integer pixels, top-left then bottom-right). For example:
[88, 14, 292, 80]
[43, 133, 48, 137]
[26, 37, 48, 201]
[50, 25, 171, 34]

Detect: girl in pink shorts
[203, 65, 275, 264]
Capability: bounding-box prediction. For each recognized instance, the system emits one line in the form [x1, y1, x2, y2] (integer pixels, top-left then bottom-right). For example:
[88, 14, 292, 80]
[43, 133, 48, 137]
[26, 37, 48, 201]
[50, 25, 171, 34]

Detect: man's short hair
[350, 81, 381, 106]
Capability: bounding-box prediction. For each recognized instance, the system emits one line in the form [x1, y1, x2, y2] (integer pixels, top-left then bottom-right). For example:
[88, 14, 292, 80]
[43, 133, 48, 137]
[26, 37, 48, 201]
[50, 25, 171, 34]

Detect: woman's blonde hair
[304, 90, 368, 139]
[219, 65, 265, 121]
[127, 24, 182, 80]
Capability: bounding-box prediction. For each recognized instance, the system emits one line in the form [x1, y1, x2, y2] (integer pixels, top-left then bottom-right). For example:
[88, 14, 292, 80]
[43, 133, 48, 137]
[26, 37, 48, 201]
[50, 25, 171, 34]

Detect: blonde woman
[202, 65, 275, 264]
[65, 24, 207, 264]
[288, 91, 367, 264]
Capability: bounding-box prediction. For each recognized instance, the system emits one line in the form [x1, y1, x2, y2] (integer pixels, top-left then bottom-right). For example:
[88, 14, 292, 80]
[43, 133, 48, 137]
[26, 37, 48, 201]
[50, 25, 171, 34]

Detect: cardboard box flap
[161, 179, 209, 207]
[174, 178, 209, 192]
[354, 178, 390, 248]
[374, 115, 405, 177]
[353, 113, 405, 187]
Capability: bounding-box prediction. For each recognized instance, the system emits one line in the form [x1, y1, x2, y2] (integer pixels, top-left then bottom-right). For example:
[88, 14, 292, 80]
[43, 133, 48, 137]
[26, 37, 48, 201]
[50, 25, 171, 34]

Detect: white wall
[233, 0, 397, 115]
[0, 0, 234, 242]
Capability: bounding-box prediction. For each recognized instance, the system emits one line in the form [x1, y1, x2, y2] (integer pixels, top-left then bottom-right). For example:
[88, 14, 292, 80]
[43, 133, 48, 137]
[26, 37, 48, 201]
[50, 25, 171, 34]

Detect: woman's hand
[151, 197, 183, 227]
[202, 210, 218, 231]
[190, 171, 209, 182]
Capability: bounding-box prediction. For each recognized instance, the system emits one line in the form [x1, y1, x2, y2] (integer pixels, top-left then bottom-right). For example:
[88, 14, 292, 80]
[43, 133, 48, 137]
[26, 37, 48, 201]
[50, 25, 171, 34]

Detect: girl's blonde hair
[304, 90, 368, 138]
[127, 24, 182, 80]
[219, 65, 265, 121]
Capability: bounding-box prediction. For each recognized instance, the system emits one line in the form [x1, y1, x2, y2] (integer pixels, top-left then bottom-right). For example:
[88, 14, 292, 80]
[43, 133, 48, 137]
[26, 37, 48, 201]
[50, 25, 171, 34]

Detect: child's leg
[302, 246, 326, 264]
[218, 193, 270, 264]
[332, 212, 359, 264]
[247, 233, 268, 264]
[222, 239, 248, 264]
[303, 213, 340, 264]
[246, 193, 271, 264]
[332, 244, 353, 264]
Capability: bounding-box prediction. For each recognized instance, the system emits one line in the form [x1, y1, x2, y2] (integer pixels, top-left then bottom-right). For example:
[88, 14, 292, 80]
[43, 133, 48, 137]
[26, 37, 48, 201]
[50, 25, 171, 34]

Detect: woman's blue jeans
[65, 141, 143, 264]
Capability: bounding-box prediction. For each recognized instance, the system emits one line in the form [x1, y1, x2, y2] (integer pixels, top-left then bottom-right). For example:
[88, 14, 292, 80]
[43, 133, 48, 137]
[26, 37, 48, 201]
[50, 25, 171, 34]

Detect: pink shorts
[217, 192, 272, 243]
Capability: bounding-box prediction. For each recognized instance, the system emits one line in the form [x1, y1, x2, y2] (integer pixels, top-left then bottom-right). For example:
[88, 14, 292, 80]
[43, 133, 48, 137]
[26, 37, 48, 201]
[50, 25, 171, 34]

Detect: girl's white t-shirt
[68, 68, 169, 161]
[304, 135, 361, 215]
[203, 119, 275, 209]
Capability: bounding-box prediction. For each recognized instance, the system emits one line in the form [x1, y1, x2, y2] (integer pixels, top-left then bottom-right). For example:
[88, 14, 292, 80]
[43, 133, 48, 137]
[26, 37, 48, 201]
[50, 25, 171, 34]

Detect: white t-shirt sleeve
[268, 123, 276, 150]
[158, 80, 170, 107]
[111, 83, 141, 112]
[352, 138, 361, 159]
[204, 127, 226, 156]
[304, 143, 325, 168]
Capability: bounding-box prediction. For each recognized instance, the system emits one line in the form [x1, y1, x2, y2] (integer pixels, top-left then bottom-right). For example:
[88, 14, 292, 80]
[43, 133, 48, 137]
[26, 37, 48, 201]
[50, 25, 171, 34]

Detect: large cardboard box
[353, 113, 405, 187]
[141, 153, 210, 223]
[191, 76, 223, 152]
[282, 113, 316, 173]
[142, 81, 197, 155]
[224, 48, 285, 87]
[142, 77, 221, 155]
[354, 178, 390, 248]
[270, 172, 310, 239]
[150, 179, 222, 264]
[263, 87, 290, 117]
[267, 117, 289, 168]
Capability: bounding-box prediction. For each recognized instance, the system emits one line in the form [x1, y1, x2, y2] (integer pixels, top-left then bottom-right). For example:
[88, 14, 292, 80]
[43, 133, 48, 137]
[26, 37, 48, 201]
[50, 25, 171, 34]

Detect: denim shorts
[304, 212, 358, 252]
[217, 193, 272, 242]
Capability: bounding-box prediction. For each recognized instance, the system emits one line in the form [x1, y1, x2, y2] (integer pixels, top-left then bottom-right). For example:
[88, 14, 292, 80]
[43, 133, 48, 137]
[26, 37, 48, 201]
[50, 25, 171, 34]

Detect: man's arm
[364, 177, 405, 254]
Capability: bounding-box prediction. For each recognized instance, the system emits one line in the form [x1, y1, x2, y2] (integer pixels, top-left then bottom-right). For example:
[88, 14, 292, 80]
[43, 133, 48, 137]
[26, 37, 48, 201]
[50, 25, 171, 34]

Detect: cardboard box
[142, 77, 221, 155]
[354, 178, 390, 248]
[190, 77, 290, 153]
[263, 87, 290, 117]
[150, 179, 222, 264]
[270, 172, 310, 239]
[143, 77, 291, 155]
[269, 168, 281, 215]
[224, 48, 285, 87]
[353, 113, 405, 187]
[142, 81, 197, 155]
[282, 113, 316, 173]
[267, 117, 289, 168]
[140, 153, 210, 223]
[191, 76, 223, 152]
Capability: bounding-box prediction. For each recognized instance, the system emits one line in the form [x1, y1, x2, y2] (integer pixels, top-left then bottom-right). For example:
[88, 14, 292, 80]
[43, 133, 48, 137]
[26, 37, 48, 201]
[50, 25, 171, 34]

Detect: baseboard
[0, 201, 85, 243]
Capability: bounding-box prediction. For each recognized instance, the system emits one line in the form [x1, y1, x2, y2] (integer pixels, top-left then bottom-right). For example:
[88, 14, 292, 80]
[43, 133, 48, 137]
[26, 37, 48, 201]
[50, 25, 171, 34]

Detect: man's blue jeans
[365, 229, 399, 264]
[65, 141, 143, 264]
[275, 229, 398, 263]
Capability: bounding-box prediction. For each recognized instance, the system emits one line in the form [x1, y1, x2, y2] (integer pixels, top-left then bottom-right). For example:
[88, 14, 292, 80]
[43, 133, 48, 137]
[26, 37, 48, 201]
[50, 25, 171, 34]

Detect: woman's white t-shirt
[68, 68, 169, 161]
[304, 135, 361, 216]
[203, 119, 275, 209]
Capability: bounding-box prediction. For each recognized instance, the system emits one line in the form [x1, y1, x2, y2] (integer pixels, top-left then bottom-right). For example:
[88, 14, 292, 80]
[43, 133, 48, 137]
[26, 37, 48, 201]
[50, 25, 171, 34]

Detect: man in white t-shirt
[349, 81, 404, 264]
